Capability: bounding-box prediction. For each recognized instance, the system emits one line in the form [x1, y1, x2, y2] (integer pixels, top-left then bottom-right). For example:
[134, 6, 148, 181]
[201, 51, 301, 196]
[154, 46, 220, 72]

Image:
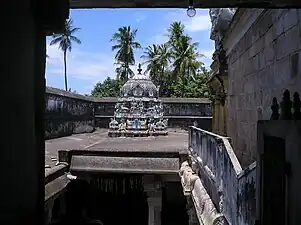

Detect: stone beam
[69, 0, 301, 9]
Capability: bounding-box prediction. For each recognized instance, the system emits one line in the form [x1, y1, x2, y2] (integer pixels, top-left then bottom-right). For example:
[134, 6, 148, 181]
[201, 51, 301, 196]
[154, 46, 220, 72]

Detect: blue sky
[46, 9, 214, 94]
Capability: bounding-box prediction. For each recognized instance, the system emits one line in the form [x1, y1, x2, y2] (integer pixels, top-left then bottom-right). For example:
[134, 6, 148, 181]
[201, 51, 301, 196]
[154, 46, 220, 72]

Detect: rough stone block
[284, 25, 301, 54]
[243, 77, 254, 94]
[258, 52, 266, 71]
[274, 56, 291, 85]
[264, 26, 275, 47]
[290, 52, 299, 78]
[275, 33, 287, 60]
[223, 9, 301, 168]
[245, 28, 254, 49]
[282, 9, 298, 33]
[264, 44, 275, 65]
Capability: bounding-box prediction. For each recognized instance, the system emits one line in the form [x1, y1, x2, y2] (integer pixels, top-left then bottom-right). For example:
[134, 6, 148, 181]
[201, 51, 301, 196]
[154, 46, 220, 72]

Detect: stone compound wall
[45, 87, 95, 139]
[224, 9, 301, 166]
[46, 87, 212, 139]
[189, 127, 256, 225]
[94, 97, 212, 129]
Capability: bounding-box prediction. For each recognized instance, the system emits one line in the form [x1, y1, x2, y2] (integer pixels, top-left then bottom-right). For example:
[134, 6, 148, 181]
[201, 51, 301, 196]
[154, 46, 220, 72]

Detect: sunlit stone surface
[108, 64, 168, 137]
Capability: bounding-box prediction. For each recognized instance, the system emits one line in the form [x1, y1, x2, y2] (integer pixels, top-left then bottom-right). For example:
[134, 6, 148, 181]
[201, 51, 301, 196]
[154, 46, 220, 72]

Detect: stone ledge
[46, 86, 93, 102]
[179, 161, 228, 225]
[69, 155, 180, 174]
[45, 173, 69, 203]
[45, 164, 69, 185]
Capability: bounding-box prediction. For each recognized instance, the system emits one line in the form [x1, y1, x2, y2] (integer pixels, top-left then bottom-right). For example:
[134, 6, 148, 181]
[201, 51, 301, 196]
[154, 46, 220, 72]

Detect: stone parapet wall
[93, 97, 212, 116]
[45, 87, 212, 139]
[45, 87, 95, 139]
[188, 127, 256, 225]
[223, 9, 301, 166]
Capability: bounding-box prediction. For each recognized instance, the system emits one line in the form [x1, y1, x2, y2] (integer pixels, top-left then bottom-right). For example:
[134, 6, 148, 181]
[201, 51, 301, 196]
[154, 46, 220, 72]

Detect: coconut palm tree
[50, 18, 81, 91]
[172, 35, 204, 97]
[167, 21, 185, 48]
[111, 26, 141, 82]
[115, 62, 135, 81]
[141, 44, 161, 80]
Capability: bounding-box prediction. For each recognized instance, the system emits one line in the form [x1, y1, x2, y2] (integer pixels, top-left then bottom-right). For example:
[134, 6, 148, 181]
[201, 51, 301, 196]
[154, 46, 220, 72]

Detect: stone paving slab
[86, 133, 188, 153]
[45, 129, 188, 172]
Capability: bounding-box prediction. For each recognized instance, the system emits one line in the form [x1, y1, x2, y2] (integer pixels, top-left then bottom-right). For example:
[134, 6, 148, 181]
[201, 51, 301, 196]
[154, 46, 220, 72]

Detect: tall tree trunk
[160, 65, 164, 96]
[181, 75, 185, 98]
[64, 50, 68, 91]
[126, 61, 129, 81]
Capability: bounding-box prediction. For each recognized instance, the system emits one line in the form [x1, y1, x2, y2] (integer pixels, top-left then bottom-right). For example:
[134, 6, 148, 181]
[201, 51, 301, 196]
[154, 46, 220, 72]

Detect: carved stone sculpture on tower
[108, 64, 168, 137]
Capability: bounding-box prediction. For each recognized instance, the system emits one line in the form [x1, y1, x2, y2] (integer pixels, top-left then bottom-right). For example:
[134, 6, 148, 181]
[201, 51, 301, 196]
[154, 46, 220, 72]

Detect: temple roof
[119, 64, 159, 98]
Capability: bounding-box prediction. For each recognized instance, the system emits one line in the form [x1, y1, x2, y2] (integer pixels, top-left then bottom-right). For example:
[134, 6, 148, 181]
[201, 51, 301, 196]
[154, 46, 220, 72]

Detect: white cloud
[151, 33, 169, 45]
[165, 9, 211, 33]
[200, 48, 215, 59]
[46, 41, 116, 84]
[183, 14, 211, 32]
[46, 40, 148, 86]
[133, 12, 147, 23]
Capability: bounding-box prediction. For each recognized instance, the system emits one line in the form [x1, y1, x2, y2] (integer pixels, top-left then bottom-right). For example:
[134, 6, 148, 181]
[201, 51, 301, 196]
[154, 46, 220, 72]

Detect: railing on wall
[188, 126, 256, 225]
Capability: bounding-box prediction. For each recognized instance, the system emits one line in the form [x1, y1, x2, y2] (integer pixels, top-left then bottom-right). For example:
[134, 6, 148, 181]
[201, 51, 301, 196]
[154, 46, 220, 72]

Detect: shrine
[108, 64, 168, 137]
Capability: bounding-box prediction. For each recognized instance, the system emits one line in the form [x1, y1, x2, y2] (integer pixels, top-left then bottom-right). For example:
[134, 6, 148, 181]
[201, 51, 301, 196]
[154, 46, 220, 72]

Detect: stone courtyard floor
[45, 129, 188, 173]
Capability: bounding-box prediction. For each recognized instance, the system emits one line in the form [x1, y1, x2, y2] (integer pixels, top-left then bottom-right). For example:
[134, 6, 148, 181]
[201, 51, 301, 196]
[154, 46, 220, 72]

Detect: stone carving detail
[270, 97, 280, 120]
[108, 65, 168, 137]
[280, 89, 292, 120]
[109, 118, 119, 130]
[179, 161, 229, 225]
[213, 217, 227, 225]
[270, 89, 301, 120]
[209, 8, 235, 49]
[179, 161, 199, 195]
[293, 92, 301, 120]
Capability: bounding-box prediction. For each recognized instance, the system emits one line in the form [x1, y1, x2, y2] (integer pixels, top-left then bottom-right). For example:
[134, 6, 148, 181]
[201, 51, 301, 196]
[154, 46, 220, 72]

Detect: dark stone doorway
[162, 182, 188, 225]
[84, 173, 148, 225]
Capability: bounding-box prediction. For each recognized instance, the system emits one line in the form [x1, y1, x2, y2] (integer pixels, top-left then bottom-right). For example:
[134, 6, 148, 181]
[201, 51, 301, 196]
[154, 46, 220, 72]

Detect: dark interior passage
[85, 174, 149, 225]
[162, 182, 189, 225]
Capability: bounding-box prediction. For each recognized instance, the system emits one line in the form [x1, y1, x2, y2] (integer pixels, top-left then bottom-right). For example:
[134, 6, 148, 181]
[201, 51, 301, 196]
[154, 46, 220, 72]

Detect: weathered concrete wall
[224, 9, 301, 166]
[45, 87, 212, 138]
[45, 87, 95, 139]
[189, 127, 256, 225]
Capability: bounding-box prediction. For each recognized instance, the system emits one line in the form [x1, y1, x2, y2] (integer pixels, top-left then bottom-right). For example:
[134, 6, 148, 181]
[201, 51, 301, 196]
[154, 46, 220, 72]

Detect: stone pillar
[147, 195, 162, 225]
[212, 101, 216, 132]
[186, 196, 200, 225]
[44, 200, 54, 225]
[214, 99, 221, 134]
[220, 75, 228, 136]
[144, 175, 163, 225]
[219, 103, 225, 136]
[2, 1, 46, 225]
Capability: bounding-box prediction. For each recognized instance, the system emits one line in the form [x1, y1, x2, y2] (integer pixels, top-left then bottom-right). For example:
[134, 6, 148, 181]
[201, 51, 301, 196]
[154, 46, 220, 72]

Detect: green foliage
[110, 26, 141, 82]
[141, 21, 212, 98]
[91, 21, 212, 99]
[170, 69, 211, 98]
[91, 77, 123, 97]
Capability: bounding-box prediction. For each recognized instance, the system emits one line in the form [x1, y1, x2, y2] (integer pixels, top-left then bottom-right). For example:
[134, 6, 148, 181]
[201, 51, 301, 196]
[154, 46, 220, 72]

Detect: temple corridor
[87, 174, 148, 225]
[161, 182, 188, 225]
[63, 174, 189, 225]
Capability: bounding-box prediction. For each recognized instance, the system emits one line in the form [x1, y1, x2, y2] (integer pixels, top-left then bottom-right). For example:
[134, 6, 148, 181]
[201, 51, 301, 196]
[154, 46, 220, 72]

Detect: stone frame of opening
[257, 120, 301, 225]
